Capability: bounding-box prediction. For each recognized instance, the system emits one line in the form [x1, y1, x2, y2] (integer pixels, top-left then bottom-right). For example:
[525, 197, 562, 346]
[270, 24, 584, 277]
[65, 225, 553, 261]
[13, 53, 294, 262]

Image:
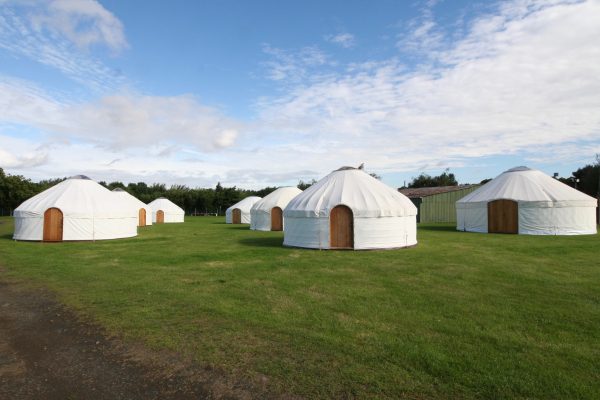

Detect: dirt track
[0, 278, 275, 400]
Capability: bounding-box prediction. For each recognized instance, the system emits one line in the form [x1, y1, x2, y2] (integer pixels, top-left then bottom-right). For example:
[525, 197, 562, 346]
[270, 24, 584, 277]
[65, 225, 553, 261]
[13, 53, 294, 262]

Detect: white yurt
[283, 167, 418, 250]
[148, 197, 185, 223]
[112, 188, 152, 227]
[250, 187, 303, 231]
[456, 166, 597, 235]
[225, 196, 262, 224]
[13, 175, 138, 242]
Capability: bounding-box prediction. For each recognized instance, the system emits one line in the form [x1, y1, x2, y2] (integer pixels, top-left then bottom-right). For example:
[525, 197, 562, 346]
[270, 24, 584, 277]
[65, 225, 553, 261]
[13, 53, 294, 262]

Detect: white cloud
[325, 33, 355, 48]
[256, 0, 600, 175]
[261, 44, 333, 83]
[0, 77, 241, 153]
[0, 1, 126, 91]
[27, 0, 127, 52]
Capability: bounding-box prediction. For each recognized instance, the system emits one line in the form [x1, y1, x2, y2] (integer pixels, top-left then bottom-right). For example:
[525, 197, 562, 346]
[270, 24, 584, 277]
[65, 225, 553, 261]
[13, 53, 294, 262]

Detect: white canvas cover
[456, 166, 597, 235]
[13, 176, 138, 241]
[250, 187, 302, 231]
[225, 196, 261, 224]
[283, 168, 418, 249]
[148, 197, 185, 223]
[112, 188, 152, 226]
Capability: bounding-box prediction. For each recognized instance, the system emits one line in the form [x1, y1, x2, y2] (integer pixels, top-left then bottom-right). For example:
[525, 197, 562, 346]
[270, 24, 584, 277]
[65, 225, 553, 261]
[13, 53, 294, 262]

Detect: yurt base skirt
[456, 204, 597, 235]
[13, 216, 138, 241]
[283, 216, 417, 250]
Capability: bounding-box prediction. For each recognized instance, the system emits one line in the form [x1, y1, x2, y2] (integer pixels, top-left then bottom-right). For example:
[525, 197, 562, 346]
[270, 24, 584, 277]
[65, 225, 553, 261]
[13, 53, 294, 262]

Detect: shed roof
[398, 185, 478, 198]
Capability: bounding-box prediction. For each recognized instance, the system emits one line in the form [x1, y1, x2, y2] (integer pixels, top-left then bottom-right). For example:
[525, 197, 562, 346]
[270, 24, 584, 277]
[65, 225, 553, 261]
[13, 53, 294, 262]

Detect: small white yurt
[283, 167, 418, 250]
[148, 197, 185, 223]
[112, 188, 152, 227]
[250, 187, 303, 231]
[226, 196, 262, 224]
[13, 175, 137, 242]
[456, 166, 597, 235]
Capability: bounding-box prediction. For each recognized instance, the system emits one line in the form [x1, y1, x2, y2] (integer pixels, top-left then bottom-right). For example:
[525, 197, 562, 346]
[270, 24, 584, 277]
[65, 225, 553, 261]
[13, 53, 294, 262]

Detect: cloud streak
[0, 1, 126, 91]
[325, 33, 355, 48]
[257, 0, 600, 174]
[0, 77, 241, 153]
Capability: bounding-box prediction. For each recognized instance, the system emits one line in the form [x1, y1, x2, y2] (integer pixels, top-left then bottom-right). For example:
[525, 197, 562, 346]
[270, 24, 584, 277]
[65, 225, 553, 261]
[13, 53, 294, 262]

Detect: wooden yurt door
[43, 208, 63, 242]
[138, 208, 146, 227]
[488, 200, 518, 234]
[232, 208, 242, 224]
[271, 207, 283, 231]
[330, 205, 353, 249]
[157, 210, 165, 224]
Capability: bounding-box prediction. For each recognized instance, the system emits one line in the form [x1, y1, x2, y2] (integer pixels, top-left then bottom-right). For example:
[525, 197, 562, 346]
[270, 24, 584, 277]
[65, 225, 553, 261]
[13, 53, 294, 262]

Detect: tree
[408, 169, 458, 188]
[297, 179, 317, 190]
[570, 161, 599, 197]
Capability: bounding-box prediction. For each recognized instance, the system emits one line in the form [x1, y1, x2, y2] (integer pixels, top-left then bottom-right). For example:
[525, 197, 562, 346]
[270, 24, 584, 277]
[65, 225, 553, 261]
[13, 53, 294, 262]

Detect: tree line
[0, 167, 281, 216]
[1, 161, 599, 216]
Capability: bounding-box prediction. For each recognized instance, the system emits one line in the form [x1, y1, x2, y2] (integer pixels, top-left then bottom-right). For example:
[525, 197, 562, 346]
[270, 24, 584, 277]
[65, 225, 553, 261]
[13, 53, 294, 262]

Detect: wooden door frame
[138, 208, 146, 227]
[157, 210, 165, 224]
[329, 204, 354, 249]
[43, 207, 63, 242]
[487, 199, 518, 234]
[232, 208, 242, 224]
[271, 207, 283, 231]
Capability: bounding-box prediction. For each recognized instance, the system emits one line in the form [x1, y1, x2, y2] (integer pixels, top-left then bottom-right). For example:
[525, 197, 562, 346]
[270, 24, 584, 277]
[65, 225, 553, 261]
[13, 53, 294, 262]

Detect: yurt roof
[14, 176, 132, 218]
[251, 187, 302, 212]
[148, 197, 185, 213]
[457, 166, 596, 205]
[285, 168, 417, 218]
[112, 188, 149, 209]
[226, 196, 262, 213]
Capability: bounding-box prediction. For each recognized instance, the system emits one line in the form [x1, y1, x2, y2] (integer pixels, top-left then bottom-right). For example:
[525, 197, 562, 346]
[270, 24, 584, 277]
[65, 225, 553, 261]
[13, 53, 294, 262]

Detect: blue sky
[1, 0, 599, 189]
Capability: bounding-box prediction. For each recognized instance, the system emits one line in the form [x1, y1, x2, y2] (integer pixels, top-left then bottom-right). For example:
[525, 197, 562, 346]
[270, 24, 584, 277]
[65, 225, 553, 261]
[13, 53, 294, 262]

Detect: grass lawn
[0, 216, 598, 399]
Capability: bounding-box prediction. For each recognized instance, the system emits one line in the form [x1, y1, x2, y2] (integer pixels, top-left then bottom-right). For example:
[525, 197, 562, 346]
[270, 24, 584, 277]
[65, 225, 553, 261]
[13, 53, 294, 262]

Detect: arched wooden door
[330, 205, 353, 249]
[271, 207, 283, 231]
[43, 208, 63, 242]
[156, 210, 165, 224]
[232, 208, 242, 224]
[138, 208, 146, 227]
[488, 200, 518, 234]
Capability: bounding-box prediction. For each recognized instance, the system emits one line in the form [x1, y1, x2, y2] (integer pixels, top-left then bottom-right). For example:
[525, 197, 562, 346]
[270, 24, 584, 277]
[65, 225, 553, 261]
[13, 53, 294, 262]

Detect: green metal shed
[398, 185, 480, 223]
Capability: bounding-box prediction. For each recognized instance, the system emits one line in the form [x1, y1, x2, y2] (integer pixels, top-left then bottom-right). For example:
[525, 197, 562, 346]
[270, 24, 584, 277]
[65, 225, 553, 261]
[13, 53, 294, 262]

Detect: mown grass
[0, 216, 598, 399]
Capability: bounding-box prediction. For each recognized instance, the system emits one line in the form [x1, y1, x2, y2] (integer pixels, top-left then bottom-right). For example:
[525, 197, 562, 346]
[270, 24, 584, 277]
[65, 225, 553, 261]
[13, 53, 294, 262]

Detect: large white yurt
[250, 187, 303, 231]
[112, 188, 152, 227]
[283, 167, 418, 250]
[13, 175, 138, 242]
[456, 166, 597, 235]
[225, 196, 262, 224]
[148, 197, 185, 223]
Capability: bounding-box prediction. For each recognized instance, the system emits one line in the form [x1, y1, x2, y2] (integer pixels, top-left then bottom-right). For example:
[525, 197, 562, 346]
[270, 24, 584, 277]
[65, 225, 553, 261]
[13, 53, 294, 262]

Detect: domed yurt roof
[251, 187, 302, 213]
[148, 198, 184, 214]
[457, 166, 596, 205]
[285, 168, 417, 218]
[16, 176, 133, 218]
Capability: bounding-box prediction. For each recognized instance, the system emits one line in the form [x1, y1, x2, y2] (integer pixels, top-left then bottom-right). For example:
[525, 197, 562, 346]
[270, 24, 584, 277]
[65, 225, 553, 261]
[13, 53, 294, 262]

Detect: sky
[1, 0, 599, 189]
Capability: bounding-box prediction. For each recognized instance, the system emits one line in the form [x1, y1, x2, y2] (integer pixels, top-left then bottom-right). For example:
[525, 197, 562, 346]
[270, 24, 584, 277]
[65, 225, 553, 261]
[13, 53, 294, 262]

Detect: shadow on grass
[0, 233, 13, 241]
[227, 225, 252, 230]
[237, 236, 284, 248]
[417, 224, 457, 232]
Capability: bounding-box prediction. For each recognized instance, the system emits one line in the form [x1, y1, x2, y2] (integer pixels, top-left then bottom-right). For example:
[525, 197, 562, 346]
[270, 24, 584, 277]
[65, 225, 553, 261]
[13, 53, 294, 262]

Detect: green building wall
[418, 186, 479, 223]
